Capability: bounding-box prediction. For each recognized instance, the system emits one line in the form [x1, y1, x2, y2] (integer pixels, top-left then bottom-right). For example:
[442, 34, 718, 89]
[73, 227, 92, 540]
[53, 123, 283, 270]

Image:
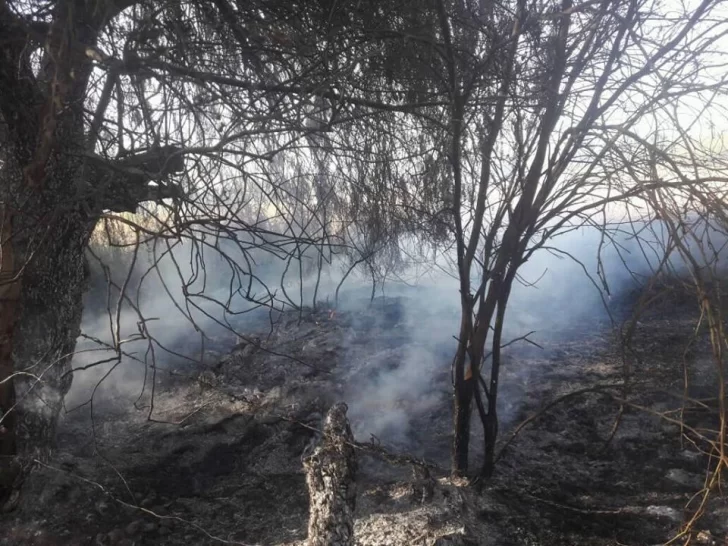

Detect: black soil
[1, 285, 726, 546]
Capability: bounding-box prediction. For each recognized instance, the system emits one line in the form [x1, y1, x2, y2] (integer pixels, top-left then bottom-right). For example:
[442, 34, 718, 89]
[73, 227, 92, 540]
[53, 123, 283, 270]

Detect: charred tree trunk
[481, 408, 498, 479]
[0, 137, 95, 507]
[452, 307, 489, 477]
[452, 276, 508, 478]
[303, 402, 357, 546]
[0, 2, 185, 480]
[481, 310, 505, 478]
[0, 2, 98, 465]
[452, 351, 475, 477]
[9, 175, 95, 458]
[0, 207, 20, 458]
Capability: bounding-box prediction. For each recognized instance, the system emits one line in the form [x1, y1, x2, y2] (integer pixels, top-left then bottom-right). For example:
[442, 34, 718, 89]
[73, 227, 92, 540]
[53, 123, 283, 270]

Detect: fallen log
[303, 402, 357, 546]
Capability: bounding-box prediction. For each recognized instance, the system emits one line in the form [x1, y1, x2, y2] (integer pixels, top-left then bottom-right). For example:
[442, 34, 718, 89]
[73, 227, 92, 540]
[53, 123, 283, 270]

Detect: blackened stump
[303, 402, 357, 546]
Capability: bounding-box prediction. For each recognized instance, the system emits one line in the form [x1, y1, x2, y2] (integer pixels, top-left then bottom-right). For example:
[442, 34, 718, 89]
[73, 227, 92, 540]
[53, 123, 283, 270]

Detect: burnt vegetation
[0, 0, 728, 544]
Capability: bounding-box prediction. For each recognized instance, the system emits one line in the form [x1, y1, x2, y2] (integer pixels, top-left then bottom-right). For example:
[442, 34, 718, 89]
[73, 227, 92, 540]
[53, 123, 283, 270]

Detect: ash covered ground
[1, 280, 727, 546]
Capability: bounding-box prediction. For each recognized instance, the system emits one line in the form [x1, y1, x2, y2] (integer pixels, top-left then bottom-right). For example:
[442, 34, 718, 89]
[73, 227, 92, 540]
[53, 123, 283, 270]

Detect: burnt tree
[0, 0, 450, 480]
[433, 0, 727, 478]
[0, 0, 184, 473]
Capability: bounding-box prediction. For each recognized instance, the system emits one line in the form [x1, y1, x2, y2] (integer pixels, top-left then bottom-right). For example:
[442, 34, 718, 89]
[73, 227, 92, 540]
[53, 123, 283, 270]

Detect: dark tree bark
[0, 1, 185, 481]
[451, 347, 475, 477]
[0, 1, 100, 464]
[303, 402, 357, 546]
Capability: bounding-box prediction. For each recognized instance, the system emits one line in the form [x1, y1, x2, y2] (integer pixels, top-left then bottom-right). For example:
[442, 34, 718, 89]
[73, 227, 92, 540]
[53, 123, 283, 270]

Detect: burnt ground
[1, 283, 727, 546]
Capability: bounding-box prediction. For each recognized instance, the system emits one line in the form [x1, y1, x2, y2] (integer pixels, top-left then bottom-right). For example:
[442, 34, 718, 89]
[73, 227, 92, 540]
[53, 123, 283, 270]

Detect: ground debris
[1, 294, 726, 545]
[303, 403, 357, 546]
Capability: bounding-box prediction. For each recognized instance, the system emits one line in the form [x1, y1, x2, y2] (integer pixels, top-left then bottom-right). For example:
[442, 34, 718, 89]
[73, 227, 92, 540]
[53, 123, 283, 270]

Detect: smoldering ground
[66, 234, 318, 411]
[64, 218, 727, 456]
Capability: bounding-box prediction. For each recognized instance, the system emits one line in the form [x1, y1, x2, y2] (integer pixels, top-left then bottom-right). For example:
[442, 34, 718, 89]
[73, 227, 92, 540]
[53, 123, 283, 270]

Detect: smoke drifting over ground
[67, 219, 726, 450]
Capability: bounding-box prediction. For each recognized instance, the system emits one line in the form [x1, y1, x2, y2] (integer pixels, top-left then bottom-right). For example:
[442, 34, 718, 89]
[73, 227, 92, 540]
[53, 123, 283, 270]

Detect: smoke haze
[66, 219, 727, 451]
